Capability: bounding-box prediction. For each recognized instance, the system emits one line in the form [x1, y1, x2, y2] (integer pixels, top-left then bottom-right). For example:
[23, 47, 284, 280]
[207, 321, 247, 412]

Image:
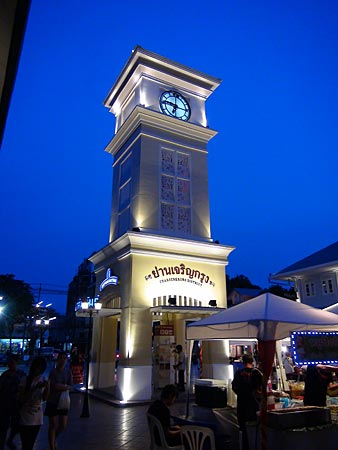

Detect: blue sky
[1, 0, 337, 313]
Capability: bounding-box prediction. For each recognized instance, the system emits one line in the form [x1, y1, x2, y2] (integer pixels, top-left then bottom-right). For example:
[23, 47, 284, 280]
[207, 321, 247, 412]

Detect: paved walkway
[6, 390, 188, 450]
[1, 361, 192, 450]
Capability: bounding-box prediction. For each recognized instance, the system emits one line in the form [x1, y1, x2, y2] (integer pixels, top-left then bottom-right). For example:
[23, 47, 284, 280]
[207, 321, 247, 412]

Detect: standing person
[70, 346, 79, 365]
[0, 354, 26, 450]
[282, 352, 294, 379]
[148, 384, 181, 446]
[303, 364, 338, 406]
[19, 357, 49, 450]
[173, 345, 185, 392]
[232, 354, 262, 450]
[70, 346, 83, 384]
[44, 352, 72, 450]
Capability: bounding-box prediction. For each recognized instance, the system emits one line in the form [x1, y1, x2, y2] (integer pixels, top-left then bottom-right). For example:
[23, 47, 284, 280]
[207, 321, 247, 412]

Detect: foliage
[0, 274, 35, 337]
[226, 274, 297, 301]
[264, 284, 297, 300]
[226, 274, 262, 292]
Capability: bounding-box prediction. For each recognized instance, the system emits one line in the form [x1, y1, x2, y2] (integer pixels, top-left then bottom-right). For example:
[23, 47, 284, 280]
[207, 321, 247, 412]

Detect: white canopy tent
[186, 293, 338, 342]
[185, 293, 338, 450]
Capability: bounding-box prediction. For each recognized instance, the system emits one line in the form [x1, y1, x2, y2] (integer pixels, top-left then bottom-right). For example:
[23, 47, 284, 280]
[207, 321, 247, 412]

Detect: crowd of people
[0, 352, 73, 450]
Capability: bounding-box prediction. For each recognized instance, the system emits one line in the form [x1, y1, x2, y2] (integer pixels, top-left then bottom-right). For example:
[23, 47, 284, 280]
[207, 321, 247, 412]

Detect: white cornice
[89, 232, 235, 269]
[105, 106, 217, 156]
[104, 46, 221, 107]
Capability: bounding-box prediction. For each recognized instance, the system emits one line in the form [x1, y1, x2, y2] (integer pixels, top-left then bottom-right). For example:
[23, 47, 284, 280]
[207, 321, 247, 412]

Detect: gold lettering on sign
[145, 264, 215, 287]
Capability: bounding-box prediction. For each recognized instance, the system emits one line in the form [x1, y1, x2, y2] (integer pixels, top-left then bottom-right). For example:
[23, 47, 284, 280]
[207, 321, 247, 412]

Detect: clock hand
[164, 100, 176, 107]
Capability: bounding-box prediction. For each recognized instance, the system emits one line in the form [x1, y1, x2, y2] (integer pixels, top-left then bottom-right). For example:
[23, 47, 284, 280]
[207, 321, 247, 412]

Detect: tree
[265, 284, 297, 300]
[0, 274, 35, 352]
[226, 274, 262, 292]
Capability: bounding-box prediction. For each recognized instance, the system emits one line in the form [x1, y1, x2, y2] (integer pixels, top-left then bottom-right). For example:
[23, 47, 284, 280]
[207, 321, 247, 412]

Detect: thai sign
[145, 264, 215, 288]
[154, 325, 175, 336]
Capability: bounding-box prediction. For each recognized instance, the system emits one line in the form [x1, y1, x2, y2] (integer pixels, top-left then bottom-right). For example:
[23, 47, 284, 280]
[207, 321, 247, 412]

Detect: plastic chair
[147, 414, 184, 450]
[180, 425, 216, 450]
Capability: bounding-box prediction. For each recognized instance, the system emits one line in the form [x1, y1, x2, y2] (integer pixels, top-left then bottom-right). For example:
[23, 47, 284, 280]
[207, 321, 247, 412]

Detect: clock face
[159, 91, 191, 121]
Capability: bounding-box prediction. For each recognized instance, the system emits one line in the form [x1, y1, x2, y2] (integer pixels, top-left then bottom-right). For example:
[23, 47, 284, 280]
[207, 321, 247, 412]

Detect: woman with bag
[19, 357, 49, 450]
[44, 352, 72, 450]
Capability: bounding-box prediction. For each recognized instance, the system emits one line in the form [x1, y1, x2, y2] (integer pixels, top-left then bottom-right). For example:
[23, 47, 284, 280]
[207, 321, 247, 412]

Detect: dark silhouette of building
[66, 259, 96, 350]
[0, 0, 31, 149]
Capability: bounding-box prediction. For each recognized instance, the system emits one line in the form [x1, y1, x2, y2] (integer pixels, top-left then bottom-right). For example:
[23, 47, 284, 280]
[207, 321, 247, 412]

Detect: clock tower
[104, 46, 222, 243]
[89, 47, 235, 401]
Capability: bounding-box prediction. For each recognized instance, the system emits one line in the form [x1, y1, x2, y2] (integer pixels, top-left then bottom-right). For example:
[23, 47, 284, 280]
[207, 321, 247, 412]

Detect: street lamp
[75, 297, 102, 418]
[34, 302, 53, 354]
[35, 317, 50, 354]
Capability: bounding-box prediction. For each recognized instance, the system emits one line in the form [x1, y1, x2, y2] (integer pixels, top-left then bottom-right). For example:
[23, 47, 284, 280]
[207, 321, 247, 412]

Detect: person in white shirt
[19, 357, 49, 450]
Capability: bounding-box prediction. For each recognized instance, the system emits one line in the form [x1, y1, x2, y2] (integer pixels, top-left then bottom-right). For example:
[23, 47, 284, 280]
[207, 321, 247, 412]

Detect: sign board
[291, 331, 338, 365]
[154, 325, 174, 336]
[99, 268, 119, 292]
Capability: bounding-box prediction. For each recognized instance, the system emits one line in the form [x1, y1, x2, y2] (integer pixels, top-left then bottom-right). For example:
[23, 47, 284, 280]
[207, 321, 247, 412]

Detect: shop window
[119, 181, 130, 211]
[120, 154, 132, 185]
[304, 281, 316, 297]
[322, 278, 334, 295]
[160, 148, 191, 233]
[118, 208, 130, 236]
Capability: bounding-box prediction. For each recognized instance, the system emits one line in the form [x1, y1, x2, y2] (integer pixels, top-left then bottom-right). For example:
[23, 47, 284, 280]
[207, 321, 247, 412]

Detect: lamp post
[76, 297, 102, 418]
[34, 302, 55, 354]
[35, 317, 50, 354]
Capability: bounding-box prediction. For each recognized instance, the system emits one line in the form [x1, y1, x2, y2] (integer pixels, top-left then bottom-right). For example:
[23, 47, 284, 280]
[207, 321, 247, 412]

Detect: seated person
[148, 384, 181, 446]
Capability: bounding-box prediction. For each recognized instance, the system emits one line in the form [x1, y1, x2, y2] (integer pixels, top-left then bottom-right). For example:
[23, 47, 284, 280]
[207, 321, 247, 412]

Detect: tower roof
[104, 46, 221, 109]
[273, 241, 338, 277]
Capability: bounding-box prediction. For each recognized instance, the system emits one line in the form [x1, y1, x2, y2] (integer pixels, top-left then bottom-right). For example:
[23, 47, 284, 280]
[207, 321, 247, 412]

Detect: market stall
[186, 292, 338, 450]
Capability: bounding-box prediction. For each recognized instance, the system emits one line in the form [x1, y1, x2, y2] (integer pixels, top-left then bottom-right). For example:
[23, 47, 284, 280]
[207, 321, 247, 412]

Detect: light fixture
[77, 296, 102, 418]
[209, 300, 217, 307]
[132, 227, 141, 232]
[168, 297, 176, 306]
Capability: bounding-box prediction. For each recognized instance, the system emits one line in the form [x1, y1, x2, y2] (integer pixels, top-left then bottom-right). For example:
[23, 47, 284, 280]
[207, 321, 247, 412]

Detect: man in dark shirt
[232, 354, 262, 450]
[0, 354, 26, 450]
[304, 364, 337, 407]
[148, 384, 181, 446]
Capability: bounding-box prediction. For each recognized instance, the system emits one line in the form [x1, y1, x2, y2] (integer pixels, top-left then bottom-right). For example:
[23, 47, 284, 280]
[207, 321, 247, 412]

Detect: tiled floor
[29, 391, 188, 450]
[1, 363, 191, 450]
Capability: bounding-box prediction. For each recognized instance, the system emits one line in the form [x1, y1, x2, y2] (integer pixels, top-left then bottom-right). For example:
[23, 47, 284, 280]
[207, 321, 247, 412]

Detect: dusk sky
[1, 0, 337, 313]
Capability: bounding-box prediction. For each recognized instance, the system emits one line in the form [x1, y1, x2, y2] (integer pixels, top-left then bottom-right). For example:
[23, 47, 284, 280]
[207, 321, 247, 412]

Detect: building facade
[88, 47, 235, 401]
[227, 288, 263, 307]
[271, 241, 338, 309]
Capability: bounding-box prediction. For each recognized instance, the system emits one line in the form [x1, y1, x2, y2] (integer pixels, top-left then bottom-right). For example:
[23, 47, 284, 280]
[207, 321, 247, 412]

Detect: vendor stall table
[247, 407, 338, 450]
[247, 423, 338, 450]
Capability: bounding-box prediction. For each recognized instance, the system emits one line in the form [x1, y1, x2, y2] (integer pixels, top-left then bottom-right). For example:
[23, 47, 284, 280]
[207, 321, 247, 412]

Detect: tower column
[116, 306, 153, 401]
[90, 315, 118, 389]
